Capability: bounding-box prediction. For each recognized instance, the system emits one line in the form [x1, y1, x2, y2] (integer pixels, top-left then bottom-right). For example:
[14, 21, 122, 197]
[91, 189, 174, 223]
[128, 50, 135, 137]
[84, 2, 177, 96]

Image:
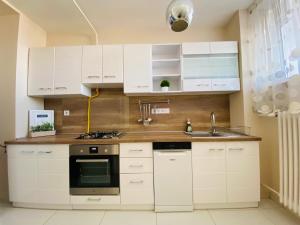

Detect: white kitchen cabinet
[226, 142, 260, 203]
[192, 143, 227, 204]
[103, 45, 123, 83]
[211, 78, 240, 91]
[210, 41, 238, 54]
[182, 42, 210, 55]
[120, 174, 154, 205]
[192, 141, 260, 207]
[120, 142, 154, 208]
[55, 46, 85, 95]
[124, 44, 152, 93]
[7, 145, 70, 206]
[82, 45, 103, 84]
[28, 48, 54, 96]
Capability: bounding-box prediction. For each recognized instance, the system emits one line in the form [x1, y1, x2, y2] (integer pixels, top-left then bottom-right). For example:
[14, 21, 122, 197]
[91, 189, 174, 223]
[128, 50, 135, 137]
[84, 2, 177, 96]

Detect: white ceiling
[6, 0, 253, 35]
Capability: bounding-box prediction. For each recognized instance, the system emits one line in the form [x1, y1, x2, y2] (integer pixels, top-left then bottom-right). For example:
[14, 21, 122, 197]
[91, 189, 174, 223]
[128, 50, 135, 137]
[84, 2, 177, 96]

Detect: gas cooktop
[76, 131, 122, 140]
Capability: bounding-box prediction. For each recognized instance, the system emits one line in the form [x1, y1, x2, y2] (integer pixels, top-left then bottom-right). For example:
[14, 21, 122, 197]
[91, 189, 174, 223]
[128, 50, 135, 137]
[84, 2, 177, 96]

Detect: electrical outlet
[152, 108, 170, 114]
[64, 110, 70, 116]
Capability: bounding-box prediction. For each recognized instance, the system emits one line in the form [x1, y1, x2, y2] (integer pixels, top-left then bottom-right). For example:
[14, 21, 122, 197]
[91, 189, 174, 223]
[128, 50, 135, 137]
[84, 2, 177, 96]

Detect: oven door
[70, 155, 119, 195]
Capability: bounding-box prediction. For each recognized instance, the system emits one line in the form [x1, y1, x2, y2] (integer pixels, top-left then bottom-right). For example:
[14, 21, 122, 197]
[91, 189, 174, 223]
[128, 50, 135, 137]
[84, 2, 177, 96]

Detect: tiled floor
[0, 199, 299, 225]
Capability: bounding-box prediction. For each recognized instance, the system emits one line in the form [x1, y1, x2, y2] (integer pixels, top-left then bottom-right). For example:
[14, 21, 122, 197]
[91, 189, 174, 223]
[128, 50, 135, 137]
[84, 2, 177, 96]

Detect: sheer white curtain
[249, 0, 300, 115]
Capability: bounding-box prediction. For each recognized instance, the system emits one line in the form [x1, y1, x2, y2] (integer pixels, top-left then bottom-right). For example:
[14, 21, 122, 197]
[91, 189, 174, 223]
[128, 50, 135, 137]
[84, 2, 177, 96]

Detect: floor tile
[260, 208, 300, 225]
[259, 199, 282, 209]
[45, 210, 105, 225]
[157, 210, 214, 225]
[209, 208, 274, 225]
[0, 207, 55, 225]
[101, 211, 156, 225]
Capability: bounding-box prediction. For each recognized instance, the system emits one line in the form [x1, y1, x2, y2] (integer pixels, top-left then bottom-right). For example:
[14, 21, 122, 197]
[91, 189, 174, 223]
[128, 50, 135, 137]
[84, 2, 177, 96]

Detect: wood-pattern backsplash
[44, 89, 230, 134]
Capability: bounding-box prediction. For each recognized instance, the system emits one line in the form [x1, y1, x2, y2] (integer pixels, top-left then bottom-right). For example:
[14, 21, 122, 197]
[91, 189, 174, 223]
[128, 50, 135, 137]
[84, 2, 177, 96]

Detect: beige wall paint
[0, 13, 19, 202]
[15, 14, 46, 138]
[47, 27, 226, 46]
[225, 10, 280, 198]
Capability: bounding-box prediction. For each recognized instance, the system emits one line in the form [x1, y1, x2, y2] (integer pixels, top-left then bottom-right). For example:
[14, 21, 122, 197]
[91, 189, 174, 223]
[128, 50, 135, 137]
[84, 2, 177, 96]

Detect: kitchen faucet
[210, 112, 217, 135]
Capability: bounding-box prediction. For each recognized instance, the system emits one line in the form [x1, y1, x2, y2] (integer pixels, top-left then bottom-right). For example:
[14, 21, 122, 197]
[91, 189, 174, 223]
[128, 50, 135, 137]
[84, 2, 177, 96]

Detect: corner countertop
[5, 131, 262, 145]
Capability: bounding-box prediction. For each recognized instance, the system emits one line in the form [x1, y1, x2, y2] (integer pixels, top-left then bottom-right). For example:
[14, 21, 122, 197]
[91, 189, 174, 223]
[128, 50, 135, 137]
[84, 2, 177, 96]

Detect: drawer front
[210, 42, 238, 54]
[183, 79, 212, 92]
[120, 158, 153, 173]
[226, 142, 259, 157]
[7, 145, 37, 159]
[71, 195, 120, 205]
[120, 174, 154, 204]
[120, 143, 152, 158]
[211, 78, 240, 91]
[192, 142, 226, 157]
[36, 145, 69, 159]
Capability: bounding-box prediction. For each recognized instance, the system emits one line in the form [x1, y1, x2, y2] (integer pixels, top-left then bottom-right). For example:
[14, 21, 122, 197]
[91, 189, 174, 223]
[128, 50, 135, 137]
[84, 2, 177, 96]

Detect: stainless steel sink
[185, 131, 245, 138]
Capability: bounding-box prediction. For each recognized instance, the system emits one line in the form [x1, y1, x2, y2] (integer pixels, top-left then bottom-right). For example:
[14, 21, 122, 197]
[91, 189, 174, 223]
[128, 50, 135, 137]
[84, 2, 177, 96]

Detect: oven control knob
[104, 149, 108, 153]
[80, 149, 84, 153]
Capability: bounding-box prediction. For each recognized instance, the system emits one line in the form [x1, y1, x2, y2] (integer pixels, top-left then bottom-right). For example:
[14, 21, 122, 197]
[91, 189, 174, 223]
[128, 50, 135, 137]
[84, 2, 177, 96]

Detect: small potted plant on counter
[29, 122, 56, 137]
[160, 80, 170, 92]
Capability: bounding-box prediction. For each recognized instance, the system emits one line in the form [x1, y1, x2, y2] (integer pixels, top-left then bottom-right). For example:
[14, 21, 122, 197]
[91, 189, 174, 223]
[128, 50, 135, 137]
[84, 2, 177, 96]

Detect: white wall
[47, 27, 226, 46]
[0, 13, 19, 202]
[15, 14, 47, 138]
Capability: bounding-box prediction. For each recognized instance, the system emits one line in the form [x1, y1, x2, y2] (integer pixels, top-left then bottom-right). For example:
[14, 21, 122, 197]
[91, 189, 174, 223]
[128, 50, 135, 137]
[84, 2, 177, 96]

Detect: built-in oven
[69, 144, 119, 195]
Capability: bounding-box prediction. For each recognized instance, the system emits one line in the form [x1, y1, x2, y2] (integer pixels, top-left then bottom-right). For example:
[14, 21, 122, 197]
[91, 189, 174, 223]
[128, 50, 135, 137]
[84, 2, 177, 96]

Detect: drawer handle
[129, 164, 143, 168]
[39, 87, 52, 90]
[87, 197, 101, 202]
[129, 149, 143, 152]
[229, 148, 244, 151]
[129, 180, 144, 184]
[87, 75, 100, 78]
[136, 85, 149, 88]
[196, 84, 209, 87]
[104, 75, 116, 78]
[21, 150, 34, 154]
[209, 148, 224, 151]
[55, 87, 67, 90]
[38, 151, 52, 154]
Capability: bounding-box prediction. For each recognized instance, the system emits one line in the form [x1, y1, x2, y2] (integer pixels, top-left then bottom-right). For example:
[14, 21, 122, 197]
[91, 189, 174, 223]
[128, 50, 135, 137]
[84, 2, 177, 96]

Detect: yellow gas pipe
[87, 88, 100, 133]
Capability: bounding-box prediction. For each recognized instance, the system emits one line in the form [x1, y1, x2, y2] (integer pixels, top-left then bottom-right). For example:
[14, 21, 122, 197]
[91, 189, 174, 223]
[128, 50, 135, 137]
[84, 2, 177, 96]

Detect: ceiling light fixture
[166, 0, 194, 32]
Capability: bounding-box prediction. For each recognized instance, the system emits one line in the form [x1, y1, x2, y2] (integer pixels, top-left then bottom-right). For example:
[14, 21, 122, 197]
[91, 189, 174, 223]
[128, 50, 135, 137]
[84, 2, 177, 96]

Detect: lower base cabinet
[192, 142, 260, 207]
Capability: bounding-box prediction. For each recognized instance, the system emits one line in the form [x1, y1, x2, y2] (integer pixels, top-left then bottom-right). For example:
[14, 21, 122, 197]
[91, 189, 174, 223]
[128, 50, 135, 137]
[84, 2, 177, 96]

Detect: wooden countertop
[5, 132, 261, 145]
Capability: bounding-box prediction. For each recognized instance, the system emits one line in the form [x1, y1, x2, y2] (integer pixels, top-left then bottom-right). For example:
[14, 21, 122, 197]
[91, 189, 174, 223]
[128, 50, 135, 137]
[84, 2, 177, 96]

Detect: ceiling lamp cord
[72, 0, 99, 44]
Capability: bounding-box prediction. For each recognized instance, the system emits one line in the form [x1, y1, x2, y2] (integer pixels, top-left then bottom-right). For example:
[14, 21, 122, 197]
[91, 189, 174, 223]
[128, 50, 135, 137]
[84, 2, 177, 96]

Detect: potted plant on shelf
[29, 122, 56, 137]
[160, 80, 170, 92]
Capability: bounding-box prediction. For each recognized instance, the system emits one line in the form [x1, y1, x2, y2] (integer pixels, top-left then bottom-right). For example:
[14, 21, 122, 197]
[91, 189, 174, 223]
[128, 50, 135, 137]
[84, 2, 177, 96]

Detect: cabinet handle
[228, 148, 244, 151]
[129, 180, 144, 184]
[196, 84, 209, 87]
[104, 75, 116, 78]
[87, 75, 100, 78]
[87, 197, 101, 202]
[129, 149, 143, 152]
[38, 151, 52, 154]
[21, 150, 34, 154]
[209, 148, 224, 151]
[136, 85, 149, 88]
[55, 87, 67, 90]
[39, 88, 52, 90]
[129, 164, 143, 168]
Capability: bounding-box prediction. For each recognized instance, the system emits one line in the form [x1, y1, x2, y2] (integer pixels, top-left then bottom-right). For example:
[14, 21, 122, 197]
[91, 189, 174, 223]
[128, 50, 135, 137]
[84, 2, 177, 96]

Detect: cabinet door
[226, 142, 260, 203]
[210, 42, 238, 54]
[36, 145, 70, 204]
[182, 42, 210, 55]
[182, 79, 212, 92]
[28, 48, 54, 96]
[82, 45, 102, 84]
[7, 146, 38, 203]
[211, 78, 240, 91]
[54, 46, 82, 95]
[103, 45, 123, 83]
[124, 44, 152, 93]
[192, 143, 227, 204]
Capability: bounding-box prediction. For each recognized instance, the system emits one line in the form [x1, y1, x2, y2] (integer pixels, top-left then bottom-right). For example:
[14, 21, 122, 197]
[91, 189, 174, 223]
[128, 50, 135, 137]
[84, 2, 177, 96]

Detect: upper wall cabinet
[124, 44, 152, 93]
[182, 41, 240, 93]
[28, 47, 91, 97]
[28, 48, 55, 96]
[103, 45, 124, 83]
[82, 45, 103, 84]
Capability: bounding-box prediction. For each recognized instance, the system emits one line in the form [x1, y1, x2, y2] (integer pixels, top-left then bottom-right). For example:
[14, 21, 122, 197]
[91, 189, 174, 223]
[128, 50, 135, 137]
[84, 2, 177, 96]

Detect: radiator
[278, 111, 300, 216]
